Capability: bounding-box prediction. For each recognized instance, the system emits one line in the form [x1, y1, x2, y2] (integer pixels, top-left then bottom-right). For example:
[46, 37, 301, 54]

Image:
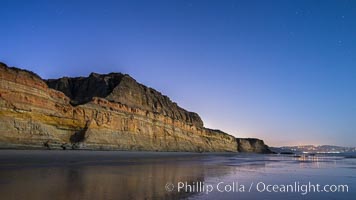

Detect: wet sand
[0, 150, 355, 200]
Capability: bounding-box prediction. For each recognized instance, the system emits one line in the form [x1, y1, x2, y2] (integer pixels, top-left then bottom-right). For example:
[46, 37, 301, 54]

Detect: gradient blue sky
[1, 0, 355, 146]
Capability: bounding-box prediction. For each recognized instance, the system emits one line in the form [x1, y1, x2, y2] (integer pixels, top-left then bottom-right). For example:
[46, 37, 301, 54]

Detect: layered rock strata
[0, 62, 271, 153]
[236, 138, 272, 153]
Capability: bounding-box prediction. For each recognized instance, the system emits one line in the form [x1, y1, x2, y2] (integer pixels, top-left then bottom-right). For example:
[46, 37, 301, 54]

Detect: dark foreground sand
[0, 150, 355, 200]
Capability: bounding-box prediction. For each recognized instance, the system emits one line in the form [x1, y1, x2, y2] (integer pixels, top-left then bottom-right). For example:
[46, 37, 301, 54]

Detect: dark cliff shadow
[70, 121, 90, 149]
[46, 73, 125, 106]
[70, 129, 87, 144]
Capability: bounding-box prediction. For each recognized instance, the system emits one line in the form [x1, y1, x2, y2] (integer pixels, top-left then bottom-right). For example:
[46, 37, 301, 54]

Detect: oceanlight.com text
[165, 181, 349, 195]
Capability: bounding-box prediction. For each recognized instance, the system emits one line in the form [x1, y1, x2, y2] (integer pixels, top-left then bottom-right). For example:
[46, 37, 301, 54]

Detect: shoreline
[0, 149, 248, 156]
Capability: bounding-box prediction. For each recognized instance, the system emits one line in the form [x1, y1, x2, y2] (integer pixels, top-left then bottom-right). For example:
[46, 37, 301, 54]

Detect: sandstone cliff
[236, 138, 272, 153]
[0, 62, 271, 153]
[46, 72, 203, 127]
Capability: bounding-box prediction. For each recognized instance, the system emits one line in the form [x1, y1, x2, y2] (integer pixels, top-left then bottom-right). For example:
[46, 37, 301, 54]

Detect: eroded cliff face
[46, 73, 203, 127]
[0, 63, 237, 151]
[236, 138, 272, 153]
[0, 62, 271, 153]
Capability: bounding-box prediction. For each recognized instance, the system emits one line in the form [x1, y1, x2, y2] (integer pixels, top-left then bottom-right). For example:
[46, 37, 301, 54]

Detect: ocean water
[0, 150, 355, 200]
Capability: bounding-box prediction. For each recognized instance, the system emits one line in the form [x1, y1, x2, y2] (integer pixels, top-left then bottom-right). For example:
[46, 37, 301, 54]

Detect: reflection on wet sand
[0, 151, 355, 200]
[0, 154, 209, 200]
[1, 151, 264, 200]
